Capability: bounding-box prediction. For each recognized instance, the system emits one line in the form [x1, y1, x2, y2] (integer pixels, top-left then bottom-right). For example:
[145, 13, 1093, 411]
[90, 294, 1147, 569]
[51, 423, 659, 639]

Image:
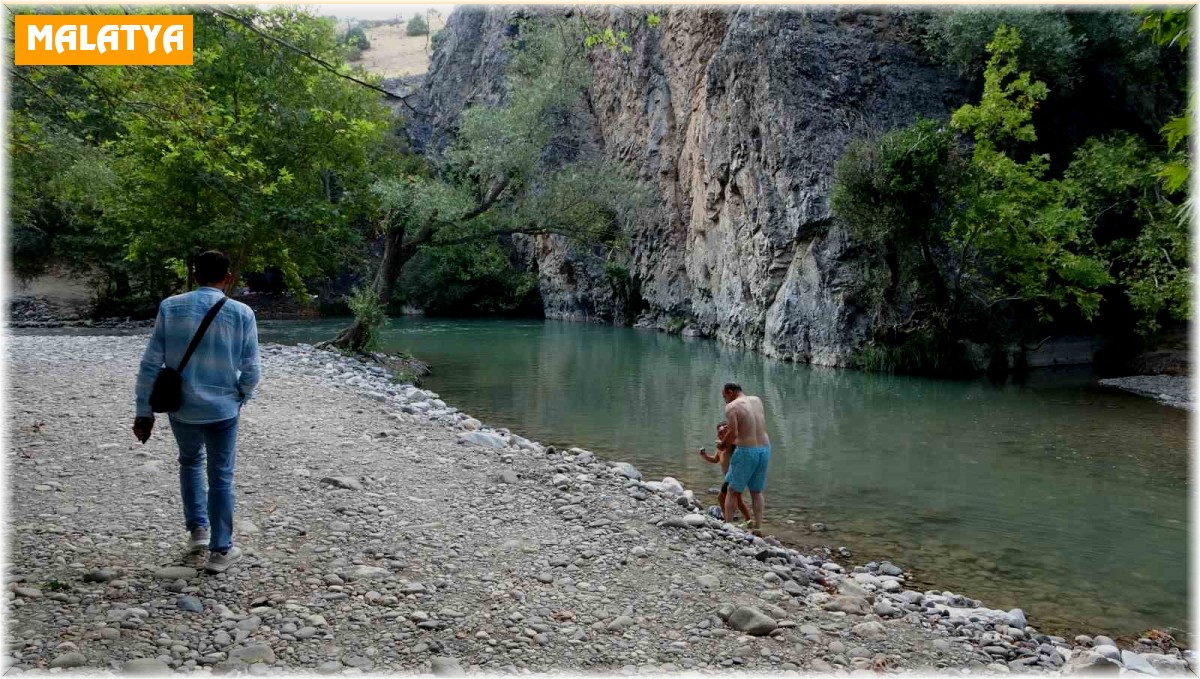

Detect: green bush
[406, 14, 429, 37]
[342, 26, 370, 51]
[346, 286, 386, 352]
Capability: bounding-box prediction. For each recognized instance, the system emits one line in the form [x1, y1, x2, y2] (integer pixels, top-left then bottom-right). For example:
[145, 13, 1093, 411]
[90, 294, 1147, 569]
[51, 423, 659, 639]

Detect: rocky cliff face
[411, 7, 968, 366]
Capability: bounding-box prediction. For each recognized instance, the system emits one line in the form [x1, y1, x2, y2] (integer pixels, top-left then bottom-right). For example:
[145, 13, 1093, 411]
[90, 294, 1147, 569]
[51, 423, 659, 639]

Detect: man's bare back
[724, 395, 770, 448]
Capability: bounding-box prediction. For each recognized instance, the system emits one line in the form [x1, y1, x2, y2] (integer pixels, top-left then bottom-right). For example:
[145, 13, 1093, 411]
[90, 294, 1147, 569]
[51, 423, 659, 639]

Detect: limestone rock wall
[411, 6, 968, 365]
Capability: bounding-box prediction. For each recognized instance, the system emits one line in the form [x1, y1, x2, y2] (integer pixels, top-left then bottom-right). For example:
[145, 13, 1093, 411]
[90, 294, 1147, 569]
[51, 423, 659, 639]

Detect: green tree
[950, 26, 1111, 325]
[1063, 133, 1188, 338]
[406, 13, 429, 37]
[8, 6, 395, 306]
[343, 26, 371, 51]
[835, 25, 1120, 375]
[329, 17, 647, 351]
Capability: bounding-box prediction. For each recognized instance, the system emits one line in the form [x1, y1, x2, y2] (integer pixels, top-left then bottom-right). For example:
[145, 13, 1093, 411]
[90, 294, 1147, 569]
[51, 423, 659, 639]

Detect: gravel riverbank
[1097, 376, 1191, 410]
[5, 334, 1193, 676]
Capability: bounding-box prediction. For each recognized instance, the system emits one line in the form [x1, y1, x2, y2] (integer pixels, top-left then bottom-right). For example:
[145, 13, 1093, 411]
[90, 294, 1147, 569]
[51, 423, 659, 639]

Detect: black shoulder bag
[149, 297, 228, 413]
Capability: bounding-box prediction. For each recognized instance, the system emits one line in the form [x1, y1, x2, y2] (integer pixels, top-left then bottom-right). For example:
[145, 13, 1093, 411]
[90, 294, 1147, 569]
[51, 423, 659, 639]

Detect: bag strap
[177, 297, 228, 372]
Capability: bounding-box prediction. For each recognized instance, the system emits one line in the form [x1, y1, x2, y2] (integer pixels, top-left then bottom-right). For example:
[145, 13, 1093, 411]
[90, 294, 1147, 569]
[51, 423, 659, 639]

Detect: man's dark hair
[723, 382, 742, 394]
[194, 250, 231, 285]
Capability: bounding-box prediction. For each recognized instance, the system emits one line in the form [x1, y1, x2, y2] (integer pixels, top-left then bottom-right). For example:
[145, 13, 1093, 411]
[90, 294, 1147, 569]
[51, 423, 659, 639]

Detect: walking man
[133, 251, 260, 573]
[716, 382, 771, 534]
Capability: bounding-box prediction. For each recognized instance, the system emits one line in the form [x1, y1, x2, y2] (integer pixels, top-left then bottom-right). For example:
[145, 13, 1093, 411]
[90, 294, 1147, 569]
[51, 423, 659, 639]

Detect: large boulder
[727, 606, 777, 636]
[823, 595, 871, 615]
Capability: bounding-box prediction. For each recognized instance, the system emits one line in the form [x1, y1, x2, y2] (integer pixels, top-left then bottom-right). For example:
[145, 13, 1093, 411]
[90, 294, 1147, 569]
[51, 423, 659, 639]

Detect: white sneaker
[189, 527, 210, 553]
[205, 546, 242, 573]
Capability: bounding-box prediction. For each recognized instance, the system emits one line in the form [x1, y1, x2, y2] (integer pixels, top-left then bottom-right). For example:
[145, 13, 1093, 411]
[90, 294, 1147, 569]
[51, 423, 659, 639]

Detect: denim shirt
[135, 287, 261, 423]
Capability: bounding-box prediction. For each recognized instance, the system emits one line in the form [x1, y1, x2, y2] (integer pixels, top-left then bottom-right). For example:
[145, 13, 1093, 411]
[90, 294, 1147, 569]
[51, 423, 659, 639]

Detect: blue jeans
[168, 417, 238, 552]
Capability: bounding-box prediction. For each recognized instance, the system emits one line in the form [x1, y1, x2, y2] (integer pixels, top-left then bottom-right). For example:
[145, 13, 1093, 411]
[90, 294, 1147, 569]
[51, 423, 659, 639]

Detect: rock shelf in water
[5, 334, 1193, 675]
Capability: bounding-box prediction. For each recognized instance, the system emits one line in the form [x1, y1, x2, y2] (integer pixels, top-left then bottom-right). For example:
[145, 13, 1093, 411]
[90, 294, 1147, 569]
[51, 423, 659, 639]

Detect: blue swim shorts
[724, 445, 770, 493]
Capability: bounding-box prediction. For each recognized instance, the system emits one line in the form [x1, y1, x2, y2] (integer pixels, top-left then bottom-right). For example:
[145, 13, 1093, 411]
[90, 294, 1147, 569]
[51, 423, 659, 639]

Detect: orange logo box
[15, 15, 193, 66]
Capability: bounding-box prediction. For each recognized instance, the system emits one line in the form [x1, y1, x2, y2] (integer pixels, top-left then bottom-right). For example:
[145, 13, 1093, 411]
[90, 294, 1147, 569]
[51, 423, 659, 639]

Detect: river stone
[683, 513, 706, 527]
[1066, 650, 1122, 674]
[880, 561, 903, 576]
[320, 476, 362, 490]
[1143, 654, 1189, 674]
[660, 477, 685, 495]
[177, 596, 203, 612]
[82, 569, 116, 583]
[1093, 636, 1117, 648]
[811, 659, 834, 672]
[838, 579, 872, 599]
[459, 431, 507, 449]
[611, 462, 642, 480]
[824, 596, 870, 615]
[852, 621, 887, 640]
[13, 586, 41, 598]
[231, 644, 276, 664]
[1007, 608, 1027, 629]
[607, 616, 636, 632]
[431, 657, 465, 677]
[123, 659, 171, 675]
[499, 470, 520, 484]
[696, 574, 720, 589]
[340, 565, 391, 581]
[1122, 651, 1160, 676]
[874, 601, 898, 617]
[727, 607, 777, 636]
[49, 652, 87, 669]
[1094, 645, 1121, 661]
[153, 566, 198, 580]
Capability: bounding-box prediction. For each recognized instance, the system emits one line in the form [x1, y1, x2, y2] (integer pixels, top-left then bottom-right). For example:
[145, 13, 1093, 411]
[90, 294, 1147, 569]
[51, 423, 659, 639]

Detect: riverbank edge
[258, 338, 1192, 671]
[1097, 376, 1192, 410]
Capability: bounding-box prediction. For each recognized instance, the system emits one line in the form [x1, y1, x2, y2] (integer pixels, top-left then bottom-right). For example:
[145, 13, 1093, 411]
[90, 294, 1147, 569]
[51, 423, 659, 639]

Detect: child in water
[699, 422, 752, 525]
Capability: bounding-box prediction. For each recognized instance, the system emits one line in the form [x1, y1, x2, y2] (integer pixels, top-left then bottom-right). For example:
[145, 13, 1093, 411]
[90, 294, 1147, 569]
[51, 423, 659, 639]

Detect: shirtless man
[716, 383, 771, 532]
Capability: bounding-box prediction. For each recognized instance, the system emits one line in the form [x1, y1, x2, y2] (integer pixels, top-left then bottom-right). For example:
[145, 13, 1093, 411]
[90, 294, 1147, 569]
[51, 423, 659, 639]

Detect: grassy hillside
[349, 14, 447, 77]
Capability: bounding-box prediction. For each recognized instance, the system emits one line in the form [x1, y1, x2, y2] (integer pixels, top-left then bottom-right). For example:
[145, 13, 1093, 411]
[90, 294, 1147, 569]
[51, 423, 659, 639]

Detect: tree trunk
[372, 223, 409, 308]
[329, 224, 418, 352]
